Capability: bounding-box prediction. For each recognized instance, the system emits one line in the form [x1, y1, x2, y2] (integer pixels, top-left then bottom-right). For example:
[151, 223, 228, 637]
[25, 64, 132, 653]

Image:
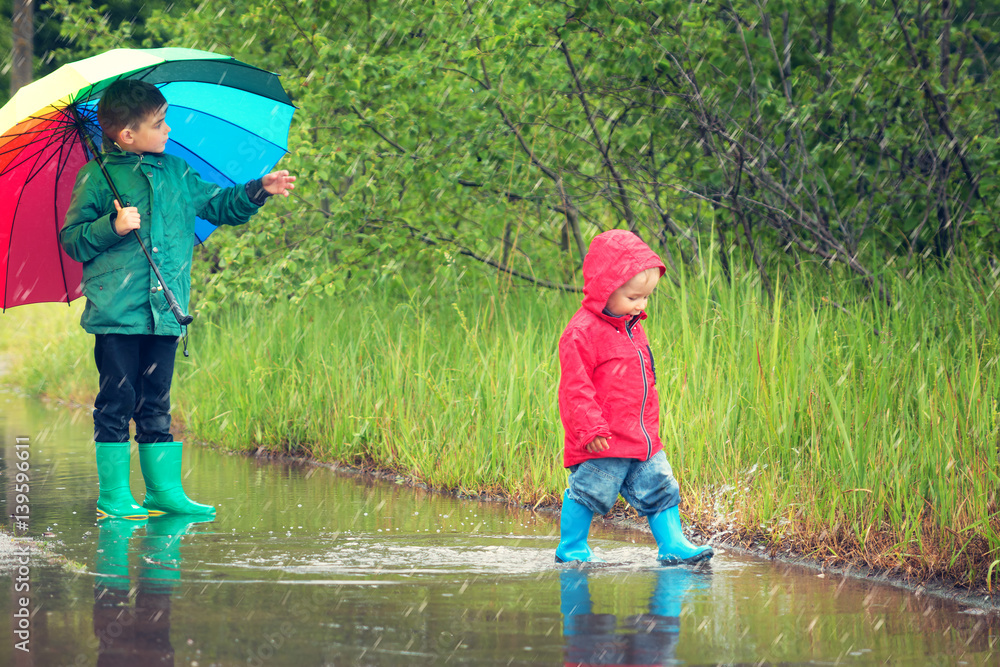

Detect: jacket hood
[581, 230, 666, 315]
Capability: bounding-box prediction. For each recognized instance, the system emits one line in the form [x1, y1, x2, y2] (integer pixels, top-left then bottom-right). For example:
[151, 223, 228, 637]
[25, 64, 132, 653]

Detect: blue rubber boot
[555, 490, 605, 563]
[648, 505, 713, 566]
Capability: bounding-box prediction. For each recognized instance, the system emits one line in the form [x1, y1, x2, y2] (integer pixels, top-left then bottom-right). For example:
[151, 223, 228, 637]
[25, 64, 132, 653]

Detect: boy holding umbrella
[60, 79, 295, 519]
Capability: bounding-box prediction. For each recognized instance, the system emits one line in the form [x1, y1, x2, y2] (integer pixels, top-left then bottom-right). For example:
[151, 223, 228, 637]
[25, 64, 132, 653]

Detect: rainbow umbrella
[0, 47, 294, 314]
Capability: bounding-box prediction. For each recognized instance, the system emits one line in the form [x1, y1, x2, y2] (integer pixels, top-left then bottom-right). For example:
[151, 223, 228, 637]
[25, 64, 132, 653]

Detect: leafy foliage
[2, 0, 189, 103]
[34, 0, 1000, 305]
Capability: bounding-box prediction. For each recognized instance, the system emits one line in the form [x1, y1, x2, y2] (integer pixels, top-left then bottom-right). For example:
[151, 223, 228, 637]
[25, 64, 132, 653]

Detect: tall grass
[0, 301, 93, 398]
[173, 284, 573, 504]
[663, 258, 1000, 588]
[4, 259, 999, 589]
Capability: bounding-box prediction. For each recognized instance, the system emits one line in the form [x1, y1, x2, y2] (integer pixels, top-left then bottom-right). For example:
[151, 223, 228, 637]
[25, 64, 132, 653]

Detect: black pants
[93, 334, 178, 444]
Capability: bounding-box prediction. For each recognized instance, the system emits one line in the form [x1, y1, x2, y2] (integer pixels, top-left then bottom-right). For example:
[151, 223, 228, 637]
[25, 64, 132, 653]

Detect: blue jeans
[567, 451, 680, 517]
[93, 334, 177, 443]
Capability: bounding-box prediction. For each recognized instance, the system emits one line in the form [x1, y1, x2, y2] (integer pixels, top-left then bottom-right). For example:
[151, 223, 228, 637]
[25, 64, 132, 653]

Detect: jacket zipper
[625, 317, 652, 460]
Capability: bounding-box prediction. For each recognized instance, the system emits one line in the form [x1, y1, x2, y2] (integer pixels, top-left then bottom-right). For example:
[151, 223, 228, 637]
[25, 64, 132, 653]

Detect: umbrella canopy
[0, 47, 294, 310]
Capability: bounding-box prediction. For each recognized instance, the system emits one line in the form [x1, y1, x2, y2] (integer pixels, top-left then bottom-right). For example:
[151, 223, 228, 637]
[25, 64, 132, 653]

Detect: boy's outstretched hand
[262, 170, 296, 197]
[585, 436, 610, 453]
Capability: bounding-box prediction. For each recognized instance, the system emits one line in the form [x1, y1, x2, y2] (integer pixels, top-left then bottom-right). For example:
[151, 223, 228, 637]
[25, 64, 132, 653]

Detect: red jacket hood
[581, 230, 666, 316]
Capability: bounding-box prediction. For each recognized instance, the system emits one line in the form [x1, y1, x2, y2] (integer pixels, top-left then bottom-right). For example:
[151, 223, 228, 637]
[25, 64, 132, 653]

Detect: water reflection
[2, 391, 999, 665]
[561, 566, 710, 666]
[92, 516, 209, 666]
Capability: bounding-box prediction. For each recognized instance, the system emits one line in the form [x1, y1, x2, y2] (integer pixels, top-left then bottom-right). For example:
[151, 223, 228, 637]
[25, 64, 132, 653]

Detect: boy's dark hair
[97, 79, 167, 149]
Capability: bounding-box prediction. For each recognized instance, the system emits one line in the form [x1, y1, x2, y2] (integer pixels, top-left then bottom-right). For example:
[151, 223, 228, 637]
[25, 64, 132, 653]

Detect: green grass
[4, 259, 1000, 590]
[0, 301, 93, 398]
[663, 258, 1000, 588]
[173, 283, 571, 503]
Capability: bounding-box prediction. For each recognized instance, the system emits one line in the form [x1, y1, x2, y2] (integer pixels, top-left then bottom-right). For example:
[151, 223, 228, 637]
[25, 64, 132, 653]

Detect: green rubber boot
[95, 442, 148, 520]
[138, 442, 216, 517]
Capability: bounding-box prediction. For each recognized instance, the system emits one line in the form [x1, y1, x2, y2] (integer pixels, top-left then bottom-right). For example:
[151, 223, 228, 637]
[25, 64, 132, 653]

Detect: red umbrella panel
[0, 107, 90, 309]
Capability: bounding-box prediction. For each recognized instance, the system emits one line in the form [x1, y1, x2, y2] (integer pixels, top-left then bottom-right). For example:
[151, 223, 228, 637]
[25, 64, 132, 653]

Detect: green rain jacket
[60, 149, 261, 336]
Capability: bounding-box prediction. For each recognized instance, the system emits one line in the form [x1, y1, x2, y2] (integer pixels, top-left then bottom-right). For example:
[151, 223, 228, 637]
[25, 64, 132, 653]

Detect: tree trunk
[825, 0, 836, 54]
[11, 0, 34, 94]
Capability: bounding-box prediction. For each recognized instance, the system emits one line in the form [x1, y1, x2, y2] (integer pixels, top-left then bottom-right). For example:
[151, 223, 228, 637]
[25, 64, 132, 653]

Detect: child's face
[605, 268, 660, 318]
[119, 104, 170, 154]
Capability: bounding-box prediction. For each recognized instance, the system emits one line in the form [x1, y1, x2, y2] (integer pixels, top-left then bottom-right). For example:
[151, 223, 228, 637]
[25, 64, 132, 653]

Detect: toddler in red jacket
[556, 230, 713, 565]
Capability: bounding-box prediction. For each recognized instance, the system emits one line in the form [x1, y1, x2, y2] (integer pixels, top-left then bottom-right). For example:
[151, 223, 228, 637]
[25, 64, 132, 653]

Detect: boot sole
[143, 507, 215, 517]
[96, 509, 148, 520]
[658, 547, 714, 566]
[554, 555, 608, 564]
[143, 502, 216, 517]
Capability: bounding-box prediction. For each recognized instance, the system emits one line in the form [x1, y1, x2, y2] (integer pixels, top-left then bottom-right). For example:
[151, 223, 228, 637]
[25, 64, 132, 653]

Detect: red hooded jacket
[559, 230, 667, 468]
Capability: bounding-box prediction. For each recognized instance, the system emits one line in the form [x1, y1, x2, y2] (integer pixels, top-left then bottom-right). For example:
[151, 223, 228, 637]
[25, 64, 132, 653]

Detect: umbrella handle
[130, 230, 194, 326]
[164, 285, 195, 327]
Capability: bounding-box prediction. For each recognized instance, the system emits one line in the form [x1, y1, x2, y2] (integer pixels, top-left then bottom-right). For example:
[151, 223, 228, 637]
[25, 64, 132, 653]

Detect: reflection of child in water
[92, 516, 202, 666]
[561, 567, 704, 666]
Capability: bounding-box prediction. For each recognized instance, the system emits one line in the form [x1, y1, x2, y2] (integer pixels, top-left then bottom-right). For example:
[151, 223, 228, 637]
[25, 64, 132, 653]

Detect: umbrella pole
[70, 109, 193, 327]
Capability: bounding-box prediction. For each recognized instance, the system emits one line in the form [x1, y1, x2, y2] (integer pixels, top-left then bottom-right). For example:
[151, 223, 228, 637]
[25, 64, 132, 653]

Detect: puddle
[0, 391, 997, 665]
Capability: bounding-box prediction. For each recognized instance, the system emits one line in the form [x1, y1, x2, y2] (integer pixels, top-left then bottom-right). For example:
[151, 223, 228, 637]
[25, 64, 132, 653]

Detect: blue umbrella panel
[164, 79, 294, 242]
[75, 61, 294, 242]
